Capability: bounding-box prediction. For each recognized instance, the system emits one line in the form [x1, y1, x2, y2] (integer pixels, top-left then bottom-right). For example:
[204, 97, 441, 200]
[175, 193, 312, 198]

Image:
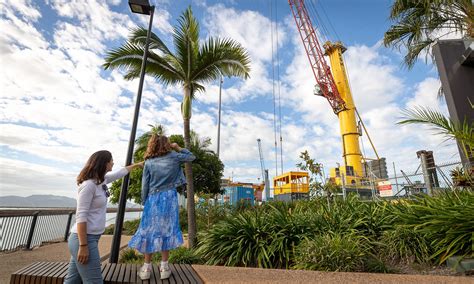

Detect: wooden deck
[10, 262, 203, 284]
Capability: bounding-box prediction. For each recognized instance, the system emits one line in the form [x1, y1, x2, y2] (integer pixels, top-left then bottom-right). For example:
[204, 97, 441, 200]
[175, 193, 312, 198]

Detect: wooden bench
[10, 262, 203, 284]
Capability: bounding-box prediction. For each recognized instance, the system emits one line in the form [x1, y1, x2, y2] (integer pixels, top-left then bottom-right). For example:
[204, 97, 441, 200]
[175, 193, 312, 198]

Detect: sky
[0, 0, 460, 198]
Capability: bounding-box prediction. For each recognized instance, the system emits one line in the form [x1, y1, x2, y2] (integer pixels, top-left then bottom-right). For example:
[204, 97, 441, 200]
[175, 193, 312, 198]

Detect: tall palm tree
[103, 7, 250, 247]
[384, 0, 474, 68]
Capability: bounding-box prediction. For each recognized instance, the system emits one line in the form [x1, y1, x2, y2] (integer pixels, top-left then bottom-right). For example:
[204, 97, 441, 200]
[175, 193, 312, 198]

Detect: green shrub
[104, 218, 141, 235]
[381, 225, 432, 264]
[293, 232, 374, 272]
[120, 247, 200, 264]
[169, 247, 203, 264]
[196, 209, 274, 267]
[392, 191, 474, 263]
[119, 248, 144, 263]
[196, 204, 317, 268]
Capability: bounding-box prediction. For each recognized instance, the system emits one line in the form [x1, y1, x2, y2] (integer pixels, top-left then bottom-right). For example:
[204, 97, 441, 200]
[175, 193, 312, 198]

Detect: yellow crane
[289, 0, 381, 187]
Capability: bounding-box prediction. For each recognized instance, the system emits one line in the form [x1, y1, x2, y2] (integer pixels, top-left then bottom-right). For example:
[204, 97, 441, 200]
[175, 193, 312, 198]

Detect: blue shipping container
[220, 186, 254, 206]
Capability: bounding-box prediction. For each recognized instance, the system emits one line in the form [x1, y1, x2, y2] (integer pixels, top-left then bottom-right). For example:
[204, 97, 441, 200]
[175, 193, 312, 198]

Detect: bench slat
[11, 262, 202, 284]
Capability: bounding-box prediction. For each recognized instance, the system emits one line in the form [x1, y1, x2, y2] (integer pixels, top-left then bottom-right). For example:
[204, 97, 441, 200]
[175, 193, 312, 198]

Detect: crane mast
[288, 0, 364, 184]
[257, 139, 271, 201]
[288, 0, 346, 114]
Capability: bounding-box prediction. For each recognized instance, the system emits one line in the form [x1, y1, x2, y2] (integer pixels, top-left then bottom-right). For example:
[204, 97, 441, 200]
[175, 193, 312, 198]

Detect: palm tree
[384, 0, 474, 68]
[398, 106, 473, 162]
[103, 7, 251, 247]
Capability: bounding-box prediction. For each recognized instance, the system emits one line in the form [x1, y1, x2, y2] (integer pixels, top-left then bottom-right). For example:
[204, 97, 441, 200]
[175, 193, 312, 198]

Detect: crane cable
[270, 0, 278, 177]
[275, 0, 284, 174]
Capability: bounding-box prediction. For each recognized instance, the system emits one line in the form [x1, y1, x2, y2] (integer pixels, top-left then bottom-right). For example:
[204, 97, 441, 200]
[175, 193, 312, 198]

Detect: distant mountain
[0, 195, 140, 208]
[0, 195, 76, 207]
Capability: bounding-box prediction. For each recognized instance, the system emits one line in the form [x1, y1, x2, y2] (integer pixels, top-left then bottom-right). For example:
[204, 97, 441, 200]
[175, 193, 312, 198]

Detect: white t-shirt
[70, 168, 128, 235]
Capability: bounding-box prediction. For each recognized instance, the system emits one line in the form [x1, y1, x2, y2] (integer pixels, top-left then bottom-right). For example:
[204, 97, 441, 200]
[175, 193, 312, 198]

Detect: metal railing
[0, 207, 142, 252]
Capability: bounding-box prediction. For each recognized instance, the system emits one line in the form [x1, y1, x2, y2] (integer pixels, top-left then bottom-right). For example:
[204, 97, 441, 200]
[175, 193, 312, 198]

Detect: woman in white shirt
[64, 150, 143, 284]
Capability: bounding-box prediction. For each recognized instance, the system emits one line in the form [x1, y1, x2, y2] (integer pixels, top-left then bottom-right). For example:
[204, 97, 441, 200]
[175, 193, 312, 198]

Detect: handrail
[0, 207, 143, 251]
[0, 207, 143, 217]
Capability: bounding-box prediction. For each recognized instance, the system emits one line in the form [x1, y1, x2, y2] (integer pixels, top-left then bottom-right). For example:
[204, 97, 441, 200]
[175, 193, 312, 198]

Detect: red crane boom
[288, 0, 346, 113]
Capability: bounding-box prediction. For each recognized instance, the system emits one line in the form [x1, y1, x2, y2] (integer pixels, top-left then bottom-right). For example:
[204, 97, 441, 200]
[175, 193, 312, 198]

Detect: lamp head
[128, 0, 152, 15]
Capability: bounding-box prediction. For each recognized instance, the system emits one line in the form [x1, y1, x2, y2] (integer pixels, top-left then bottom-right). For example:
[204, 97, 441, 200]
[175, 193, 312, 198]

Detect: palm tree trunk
[182, 89, 197, 248]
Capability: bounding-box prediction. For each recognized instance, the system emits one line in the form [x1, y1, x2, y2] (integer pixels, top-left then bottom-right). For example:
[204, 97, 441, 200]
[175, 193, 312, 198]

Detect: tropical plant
[391, 191, 474, 263]
[381, 225, 433, 264]
[384, 0, 474, 68]
[450, 167, 473, 188]
[196, 209, 274, 268]
[104, 7, 251, 247]
[398, 106, 473, 163]
[293, 232, 375, 272]
[109, 125, 224, 205]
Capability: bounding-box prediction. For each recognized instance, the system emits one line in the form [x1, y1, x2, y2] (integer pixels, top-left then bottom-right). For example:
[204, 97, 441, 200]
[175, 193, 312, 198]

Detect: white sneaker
[138, 264, 151, 280]
[160, 266, 171, 280]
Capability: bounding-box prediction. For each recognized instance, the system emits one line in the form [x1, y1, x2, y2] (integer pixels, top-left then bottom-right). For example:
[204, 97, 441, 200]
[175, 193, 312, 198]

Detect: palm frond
[397, 106, 474, 149]
[128, 27, 174, 56]
[173, 6, 200, 81]
[192, 37, 251, 83]
[384, 0, 472, 68]
[103, 42, 182, 85]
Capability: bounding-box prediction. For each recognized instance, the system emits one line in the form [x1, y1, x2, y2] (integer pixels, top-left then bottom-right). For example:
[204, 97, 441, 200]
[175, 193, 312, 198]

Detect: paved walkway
[193, 265, 474, 284]
[1, 239, 473, 284]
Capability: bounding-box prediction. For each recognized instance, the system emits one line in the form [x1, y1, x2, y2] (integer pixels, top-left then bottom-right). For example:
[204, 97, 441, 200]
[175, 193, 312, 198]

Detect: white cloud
[0, 157, 77, 197]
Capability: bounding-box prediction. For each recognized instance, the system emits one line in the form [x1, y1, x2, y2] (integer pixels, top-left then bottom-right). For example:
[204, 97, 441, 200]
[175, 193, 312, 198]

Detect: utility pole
[217, 76, 223, 157]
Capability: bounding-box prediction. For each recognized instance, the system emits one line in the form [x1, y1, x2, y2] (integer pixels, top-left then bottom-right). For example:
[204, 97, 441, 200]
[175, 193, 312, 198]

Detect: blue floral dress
[128, 189, 183, 253]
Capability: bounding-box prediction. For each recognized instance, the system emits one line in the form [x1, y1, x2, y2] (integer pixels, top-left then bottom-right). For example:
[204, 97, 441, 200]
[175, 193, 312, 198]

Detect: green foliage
[296, 150, 325, 197]
[384, 0, 473, 68]
[450, 167, 474, 188]
[109, 125, 224, 204]
[391, 191, 474, 263]
[196, 209, 275, 268]
[104, 218, 141, 235]
[119, 247, 202, 264]
[293, 232, 374, 272]
[381, 225, 432, 264]
[169, 247, 203, 264]
[398, 107, 473, 159]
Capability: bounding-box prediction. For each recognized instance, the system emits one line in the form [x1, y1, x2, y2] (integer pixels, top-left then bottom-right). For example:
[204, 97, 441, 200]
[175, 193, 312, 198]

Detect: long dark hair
[144, 134, 171, 160]
[76, 150, 112, 185]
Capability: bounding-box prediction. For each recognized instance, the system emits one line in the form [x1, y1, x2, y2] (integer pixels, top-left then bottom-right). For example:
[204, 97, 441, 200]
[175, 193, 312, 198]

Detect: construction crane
[288, 0, 381, 186]
[257, 139, 271, 201]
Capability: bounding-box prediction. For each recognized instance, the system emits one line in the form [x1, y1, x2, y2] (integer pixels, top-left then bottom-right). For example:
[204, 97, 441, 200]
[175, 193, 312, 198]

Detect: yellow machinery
[273, 171, 309, 196]
[289, 1, 382, 187]
[324, 42, 364, 186]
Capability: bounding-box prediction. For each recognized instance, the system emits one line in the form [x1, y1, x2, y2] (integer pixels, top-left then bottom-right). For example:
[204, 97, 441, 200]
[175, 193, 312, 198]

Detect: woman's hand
[77, 245, 89, 264]
[126, 161, 144, 172]
[170, 143, 182, 152]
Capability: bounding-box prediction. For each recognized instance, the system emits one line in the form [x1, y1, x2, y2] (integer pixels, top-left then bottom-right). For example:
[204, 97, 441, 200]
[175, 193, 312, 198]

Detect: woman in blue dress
[129, 134, 195, 280]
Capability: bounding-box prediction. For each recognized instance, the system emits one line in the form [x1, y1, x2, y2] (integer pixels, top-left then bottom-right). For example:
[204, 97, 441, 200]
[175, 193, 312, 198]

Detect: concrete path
[193, 265, 474, 284]
[0, 235, 131, 284]
[1, 239, 473, 284]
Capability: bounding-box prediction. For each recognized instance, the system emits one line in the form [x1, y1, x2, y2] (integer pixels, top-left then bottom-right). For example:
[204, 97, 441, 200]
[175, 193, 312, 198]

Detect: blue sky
[0, 0, 458, 198]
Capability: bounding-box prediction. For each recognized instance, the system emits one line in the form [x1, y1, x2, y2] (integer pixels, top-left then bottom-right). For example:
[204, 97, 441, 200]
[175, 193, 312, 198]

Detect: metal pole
[64, 212, 74, 242]
[26, 212, 39, 250]
[393, 162, 399, 195]
[110, 6, 155, 263]
[217, 76, 223, 157]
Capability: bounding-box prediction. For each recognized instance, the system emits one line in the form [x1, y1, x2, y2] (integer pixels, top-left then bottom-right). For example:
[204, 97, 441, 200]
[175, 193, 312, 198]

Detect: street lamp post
[216, 76, 223, 157]
[109, 0, 155, 263]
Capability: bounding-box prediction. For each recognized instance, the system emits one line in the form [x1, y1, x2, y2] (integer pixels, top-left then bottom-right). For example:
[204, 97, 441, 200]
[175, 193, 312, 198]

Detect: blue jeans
[65, 233, 102, 284]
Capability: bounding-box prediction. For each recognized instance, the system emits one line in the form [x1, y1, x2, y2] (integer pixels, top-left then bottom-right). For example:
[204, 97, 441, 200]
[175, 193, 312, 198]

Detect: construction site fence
[386, 160, 466, 197]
